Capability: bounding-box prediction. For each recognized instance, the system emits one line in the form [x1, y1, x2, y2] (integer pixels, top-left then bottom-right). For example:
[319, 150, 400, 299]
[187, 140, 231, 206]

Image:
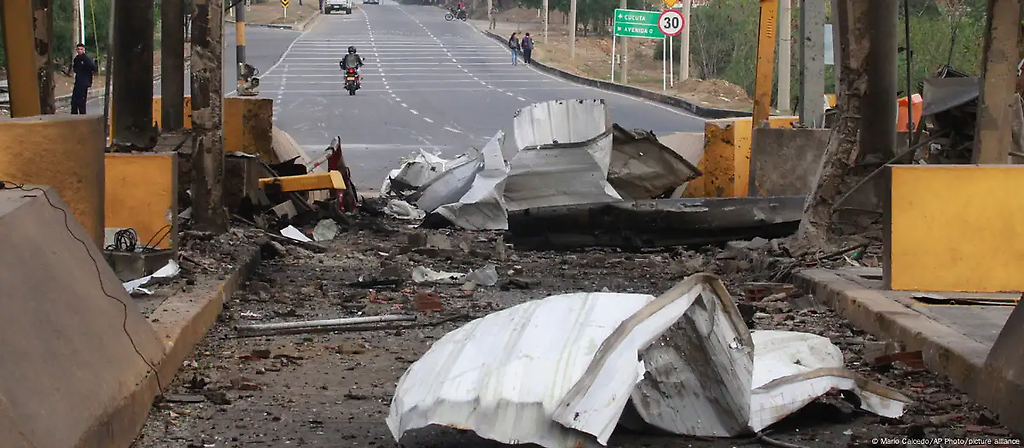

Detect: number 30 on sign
[658, 9, 684, 37]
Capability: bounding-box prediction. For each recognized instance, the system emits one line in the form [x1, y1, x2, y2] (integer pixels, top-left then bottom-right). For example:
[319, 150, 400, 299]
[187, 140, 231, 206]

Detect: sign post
[657, 8, 684, 90]
[612, 9, 663, 85]
[281, 0, 289, 17]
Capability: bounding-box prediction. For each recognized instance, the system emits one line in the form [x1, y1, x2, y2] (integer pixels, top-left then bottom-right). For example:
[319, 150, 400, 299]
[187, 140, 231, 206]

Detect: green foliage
[520, 0, 646, 36]
[649, 0, 988, 108]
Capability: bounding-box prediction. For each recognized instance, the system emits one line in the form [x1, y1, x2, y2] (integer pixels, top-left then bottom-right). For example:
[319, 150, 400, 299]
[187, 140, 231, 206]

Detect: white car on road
[324, 0, 352, 14]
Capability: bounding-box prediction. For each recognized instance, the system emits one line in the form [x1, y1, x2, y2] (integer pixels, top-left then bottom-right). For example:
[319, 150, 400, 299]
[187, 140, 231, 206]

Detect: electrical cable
[0, 181, 165, 392]
[105, 227, 139, 252]
[142, 225, 173, 252]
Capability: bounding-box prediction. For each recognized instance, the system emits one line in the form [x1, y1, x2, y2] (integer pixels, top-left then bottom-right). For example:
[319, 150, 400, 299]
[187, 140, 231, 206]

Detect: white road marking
[423, 117, 433, 123]
[409, 109, 419, 115]
[443, 126, 461, 133]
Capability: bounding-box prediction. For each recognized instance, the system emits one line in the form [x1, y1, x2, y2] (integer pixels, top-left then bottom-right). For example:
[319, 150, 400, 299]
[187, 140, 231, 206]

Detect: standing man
[489, 4, 497, 29]
[71, 43, 98, 115]
[521, 33, 534, 65]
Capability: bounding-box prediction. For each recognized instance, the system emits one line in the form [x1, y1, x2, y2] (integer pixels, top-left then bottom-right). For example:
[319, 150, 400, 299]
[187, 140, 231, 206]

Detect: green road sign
[613, 8, 663, 39]
[613, 23, 663, 39]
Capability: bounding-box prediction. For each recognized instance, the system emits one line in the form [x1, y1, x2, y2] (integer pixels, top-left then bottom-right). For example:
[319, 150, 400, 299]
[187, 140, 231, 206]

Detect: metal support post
[162, 0, 186, 131]
[799, 0, 825, 126]
[752, 0, 778, 127]
[569, 0, 576, 59]
[112, 0, 155, 148]
[861, 0, 898, 159]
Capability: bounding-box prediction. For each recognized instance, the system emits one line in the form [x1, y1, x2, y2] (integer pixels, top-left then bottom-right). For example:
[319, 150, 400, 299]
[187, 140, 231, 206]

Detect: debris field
[132, 213, 1012, 448]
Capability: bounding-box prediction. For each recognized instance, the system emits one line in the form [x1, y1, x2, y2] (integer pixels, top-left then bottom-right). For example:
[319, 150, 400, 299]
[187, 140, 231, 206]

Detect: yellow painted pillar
[0, 115, 106, 247]
[1, 0, 42, 117]
[752, 0, 778, 127]
[152, 95, 194, 130]
[224, 97, 275, 163]
[684, 116, 799, 198]
[105, 153, 179, 250]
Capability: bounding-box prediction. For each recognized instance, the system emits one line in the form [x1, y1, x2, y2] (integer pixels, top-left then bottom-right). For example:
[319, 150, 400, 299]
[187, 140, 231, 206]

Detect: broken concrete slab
[749, 128, 830, 197]
[0, 187, 164, 448]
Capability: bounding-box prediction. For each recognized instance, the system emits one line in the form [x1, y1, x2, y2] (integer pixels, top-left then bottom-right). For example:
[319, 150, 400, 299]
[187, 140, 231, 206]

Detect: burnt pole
[189, 0, 228, 233]
[112, 0, 156, 149]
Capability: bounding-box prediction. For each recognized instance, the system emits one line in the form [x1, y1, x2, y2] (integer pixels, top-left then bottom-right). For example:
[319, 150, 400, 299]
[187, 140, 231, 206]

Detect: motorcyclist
[339, 46, 364, 83]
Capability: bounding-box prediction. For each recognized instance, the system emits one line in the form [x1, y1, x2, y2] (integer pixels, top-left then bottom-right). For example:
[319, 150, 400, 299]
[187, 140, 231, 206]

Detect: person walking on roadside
[489, 4, 497, 29]
[71, 43, 97, 115]
[521, 32, 534, 65]
[508, 32, 521, 65]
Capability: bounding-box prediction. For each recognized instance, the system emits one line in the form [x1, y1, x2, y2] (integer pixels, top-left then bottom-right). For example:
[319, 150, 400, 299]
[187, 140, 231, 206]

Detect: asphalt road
[82, 25, 301, 110]
[259, 1, 706, 191]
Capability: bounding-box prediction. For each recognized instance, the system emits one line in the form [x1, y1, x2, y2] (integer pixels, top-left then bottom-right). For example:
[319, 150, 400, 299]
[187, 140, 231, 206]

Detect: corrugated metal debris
[386, 274, 911, 447]
[379, 99, 713, 237]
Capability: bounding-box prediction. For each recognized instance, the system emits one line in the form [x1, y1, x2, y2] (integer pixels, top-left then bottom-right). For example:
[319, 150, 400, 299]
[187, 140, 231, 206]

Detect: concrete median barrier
[0, 186, 165, 448]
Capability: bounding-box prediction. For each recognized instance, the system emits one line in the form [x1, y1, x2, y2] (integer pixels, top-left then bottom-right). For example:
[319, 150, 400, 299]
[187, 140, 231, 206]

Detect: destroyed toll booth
[5, 0, 1024, 444]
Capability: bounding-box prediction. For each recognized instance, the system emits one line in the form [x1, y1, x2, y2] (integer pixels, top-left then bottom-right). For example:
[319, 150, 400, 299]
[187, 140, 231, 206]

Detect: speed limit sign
[658, 9, 684, 37]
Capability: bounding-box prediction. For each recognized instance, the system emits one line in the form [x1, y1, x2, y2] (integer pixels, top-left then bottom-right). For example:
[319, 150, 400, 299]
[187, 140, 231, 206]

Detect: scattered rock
[415, 290, 443, 312]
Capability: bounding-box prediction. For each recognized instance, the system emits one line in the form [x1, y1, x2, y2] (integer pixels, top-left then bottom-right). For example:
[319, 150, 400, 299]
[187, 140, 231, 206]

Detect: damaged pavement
[133, 99, 1016, 448]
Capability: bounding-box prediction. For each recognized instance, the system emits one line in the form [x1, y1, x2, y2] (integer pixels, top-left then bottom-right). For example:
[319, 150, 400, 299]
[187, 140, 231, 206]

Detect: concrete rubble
[387, 274, 911, 447]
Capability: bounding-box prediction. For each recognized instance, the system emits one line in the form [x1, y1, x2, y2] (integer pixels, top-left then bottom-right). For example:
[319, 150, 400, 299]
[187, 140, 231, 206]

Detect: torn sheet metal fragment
[123, 260, 181, 296]
[408, 148, 483, 214]
[387, 274, 911, 448]
[432, 131, 511, 230]
[381, 149, 472, 197]
[608, 124, 701, 199]
[503, 100, 622, 211]
[280, 225, 312, 242]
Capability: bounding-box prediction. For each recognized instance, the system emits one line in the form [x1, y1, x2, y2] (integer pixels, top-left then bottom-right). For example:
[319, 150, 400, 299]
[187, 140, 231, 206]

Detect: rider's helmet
[348, 46, 357, 54]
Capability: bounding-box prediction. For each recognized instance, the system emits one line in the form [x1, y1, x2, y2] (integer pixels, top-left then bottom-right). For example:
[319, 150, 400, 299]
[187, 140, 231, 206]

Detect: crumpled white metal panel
[385, 291, 656, 448]
[508, 99, 610, 152]
[503, 99, 622, 212]
[387, 275, 913, 447]
[554, 275, 751, 442]
[434, 131, 511, 230]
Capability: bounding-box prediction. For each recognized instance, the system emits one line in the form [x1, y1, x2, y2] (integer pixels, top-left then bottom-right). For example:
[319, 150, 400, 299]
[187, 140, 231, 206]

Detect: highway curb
[149, 244, 262, 385]
[480, 29, 750, 120]
[91, 243, 262, 445]
[791, 268, 1013, 428]
[227, 10, 322, 31]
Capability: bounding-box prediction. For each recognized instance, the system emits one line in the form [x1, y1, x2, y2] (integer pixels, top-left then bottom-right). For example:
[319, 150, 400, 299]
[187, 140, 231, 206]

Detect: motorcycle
[444, 7, 466, 21]
[344, 67, 360, 95]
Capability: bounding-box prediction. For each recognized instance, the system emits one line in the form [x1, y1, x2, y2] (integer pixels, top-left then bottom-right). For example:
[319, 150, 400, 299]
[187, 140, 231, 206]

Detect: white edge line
[261, 29, 313, 78]
[459, 20, 699, 119]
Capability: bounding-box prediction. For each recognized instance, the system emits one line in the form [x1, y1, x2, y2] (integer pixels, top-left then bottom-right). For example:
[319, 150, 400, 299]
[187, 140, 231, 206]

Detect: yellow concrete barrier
[684, 116, 799, 198]
[104, 153, 179, 250]
[0, 115, 106, 247]
[885, 165, 1024, 292]
[152, 95, 193, 129]
[224, 97, 275, 163]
